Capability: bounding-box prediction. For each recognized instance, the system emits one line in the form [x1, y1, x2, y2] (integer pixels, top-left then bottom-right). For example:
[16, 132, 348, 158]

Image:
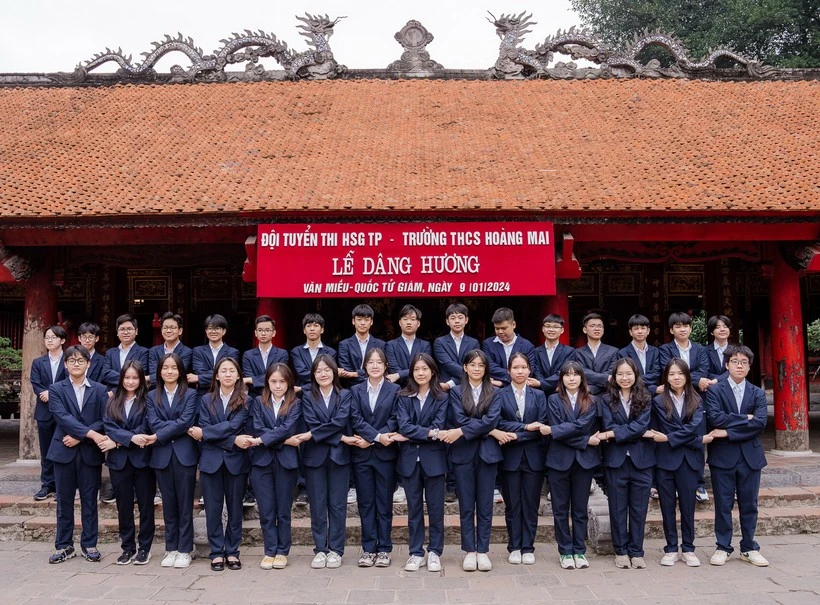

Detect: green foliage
[690, 310, 708, 345]
[808, 319, 820, 353]
[0, 337, 23, 371]
[571, 0, 820, 68]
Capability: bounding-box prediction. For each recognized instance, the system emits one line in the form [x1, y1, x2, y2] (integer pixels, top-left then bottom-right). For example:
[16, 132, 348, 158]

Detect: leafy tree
[808, 319, 820, 353]
[0, 337, 22, 371]
[571, 0, 820, 67]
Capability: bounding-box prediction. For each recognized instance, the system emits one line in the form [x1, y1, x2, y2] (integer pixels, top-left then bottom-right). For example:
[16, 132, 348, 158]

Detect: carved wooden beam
[0, 242, 34, 283]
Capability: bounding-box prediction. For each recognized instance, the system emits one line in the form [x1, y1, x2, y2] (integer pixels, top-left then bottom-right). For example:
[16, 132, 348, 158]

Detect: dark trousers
[605, 458, 652, 557]
[402, 463, 445, 557]
[549, 462, 594, 555]
[304, 460, 350, 556]
[501, 459, 544, 554]
[53, 456, 101, 550]
[656, 463, 698, 553]
[452, 458, 497, 553]
[37, 419, 56, 490]
[155, 455, 196, 553]
[110, 461, 156, 553]
[711, 459, 761, 554]
[200, 465, 248, 559]
[250, 463, 298, 556]
[352, 457, 396, 554]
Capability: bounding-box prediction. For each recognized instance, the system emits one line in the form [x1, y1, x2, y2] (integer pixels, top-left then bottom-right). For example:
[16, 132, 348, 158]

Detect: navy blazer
[433, 333, 480, 385]
[496, 385, 548, 472]
[705, 379, 767, 471]
[290, 344, 337, 388]
[616, 343, 662, 395]
[447, 385, 503, 465]
[386, 337, 432, 384]
[30, 353, 67, 422]
[86, 352, 105, 384]
[481, 335, 536, 386]
[242, 346, 289, 397]
[396, 392, 448, 478]
[531, 343, 574, 396]
[148, 342, 193, 381]
[337, 335, 387, 386]
[572, 344, 619, 396]
[101, 344, 150, 389]
[46, 378, 108, 466]
[545, 393, 601, 471]
[300, 388, 352, 467]
[651, 395, 705, 472]
[249, 396, 302, 470]
[192, 344, 240, 394]
[705, 346, 730, 381]
[599, 395, 656, 470]
[147, 387, 199, 469]
[658, 341, 709, 385]
[349, 380, 401, 463]
[198, 393, 251, 475]
[104, 399, 152, 470]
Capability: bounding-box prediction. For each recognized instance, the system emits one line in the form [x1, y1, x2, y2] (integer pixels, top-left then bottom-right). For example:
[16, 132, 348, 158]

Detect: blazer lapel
[523, 388, 537, 421]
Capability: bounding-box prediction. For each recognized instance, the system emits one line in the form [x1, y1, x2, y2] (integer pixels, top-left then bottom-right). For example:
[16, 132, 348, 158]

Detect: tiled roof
[0, 79, 818, 219]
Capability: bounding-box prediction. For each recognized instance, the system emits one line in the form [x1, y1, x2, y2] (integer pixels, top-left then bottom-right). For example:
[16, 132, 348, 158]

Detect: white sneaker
[573, 554, 590, 569]
[661, 552, 680, 566]
[462, 551, 477, 571]
[160, 551, 179, 567]
[405, 555, 424, 571]
[682, 552, 701, 567]
[559, 554, 576, 569]
[427, 552, 441, 572]
[508, 550, 522, 565]
[477, 553, 492, 572]
[393, 487, 406, 503]
[614, 554, 630, 568]
[522, 553, 535, 565]
[154, 494, 162, 506]
[493, 489, 503, 503]
[326, 551, 342, 569]
[740, 550, 769, 567]
[710, 550, 729, 566]
[173, 552, 192, 568]
[347, 488, 357, 504]
[311, 552, 327, 569]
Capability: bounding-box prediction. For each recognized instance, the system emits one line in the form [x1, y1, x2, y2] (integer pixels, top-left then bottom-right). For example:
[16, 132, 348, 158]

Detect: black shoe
[445, 490, 457, 503]
[210, 558, 225, 571]
[243, 493, 256, 507]
[133, 549, 151, 565]
[101, 486, 116, 504]
[34, 486, 55, 501]
[49, 546, 76, 564]
[295, 491, 308, 507]
[117, 549, 136, 565]
[82, 547, 102, 562]
[227, 557, 242, 570]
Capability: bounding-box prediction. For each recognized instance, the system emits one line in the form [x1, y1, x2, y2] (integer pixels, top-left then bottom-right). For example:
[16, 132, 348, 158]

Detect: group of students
[28, 302, 769, 573]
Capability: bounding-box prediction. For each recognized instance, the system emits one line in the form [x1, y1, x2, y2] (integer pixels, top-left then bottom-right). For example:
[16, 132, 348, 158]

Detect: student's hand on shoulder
[387, 373, 400, 383]
[525, 378, 540, 388]
[186, 373, 198, 383]
[656, 385, 664, 394]
[439, 382, 451, 391]
[491, 379, 503, 388]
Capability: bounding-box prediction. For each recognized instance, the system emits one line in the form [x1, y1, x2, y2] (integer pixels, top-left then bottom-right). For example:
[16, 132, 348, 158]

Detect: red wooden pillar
[257, 298, 287, 349]
[19, 259, 57, 461]
[539, 281, 571, 345]
[769, 248, 810, 452]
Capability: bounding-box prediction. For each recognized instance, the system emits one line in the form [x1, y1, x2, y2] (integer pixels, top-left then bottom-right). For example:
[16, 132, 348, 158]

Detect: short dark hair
[582, 312, 604, 326]
[255, 315, 275, 328]
[399, 304, 421, 321]
[204, 314, 228, 329]
[64, 345, 90, 362]
[725, 344, 754, 365]
[492, 307, 514, 324]
[116, 314, 137, 329]
[302, 313, 325, 328]
[707, 314, 732, 332]
[160, 312, 183, 328]
[445, 303, 468, 318]
[45, 325, 68, 340]
[628, 314, 650, 328]
[542, 314, 565, 326]
[77, 322, 100, 336]
[668, 312, 692, 328]
[351, 304, 374, 319]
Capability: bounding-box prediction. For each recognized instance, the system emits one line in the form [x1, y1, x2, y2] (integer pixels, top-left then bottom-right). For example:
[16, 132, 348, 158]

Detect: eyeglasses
[728, 360, 750, 367]
[78, 334, 97, 340]
[117, 327, 135, 333]
[586, 324, 605, 330]
[66, 358, 88, 366]
[161, 326, 180, 331]
[206, 326, 224, 332]
[44, 335, 60, 341]
[255, 328, 274, 334]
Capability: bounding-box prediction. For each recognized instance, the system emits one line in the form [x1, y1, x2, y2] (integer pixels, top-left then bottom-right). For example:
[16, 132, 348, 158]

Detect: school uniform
[433, 333, 480, 386]
[572, 343, 619, 396]
[396, 391, 449, 558]
[600, 396, 655, 558]
[290, 343, 337, 389]
[191, 343, 240, 395]
[651, 395, 705, 554]
[705, 344, 730, 381]
[85, 351, 105, 383]
[249, 396, 302, 557]
[300, 388, 352, 556]
[147, 386, 199, 554]
[349, 380, 401, 555]
[104, 398, 156, 555]
[148, 342, 193, 382]
[46, 377, 108, 552]
[545, 393, 601, 556]
[481, 335, 536, 386]
[242, 345, 289, 398]
[385, 336, 432, 385]
[658, 341, 710, 386]
[616, 343, 662, 395]
[705, 378, 768, 554]
[337, 334, 387, 387]
[496, 385, 547, 555]
[30, 352, 66, 492]
[100, 344, 150, 389]
[531, 343, 574, 396]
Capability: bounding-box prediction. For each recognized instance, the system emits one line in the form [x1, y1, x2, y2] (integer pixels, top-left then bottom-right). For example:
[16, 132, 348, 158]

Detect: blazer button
[171, 439, 175, 444]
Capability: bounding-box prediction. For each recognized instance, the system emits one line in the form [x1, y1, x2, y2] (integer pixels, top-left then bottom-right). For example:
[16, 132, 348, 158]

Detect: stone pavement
[3, 534, 819, 605]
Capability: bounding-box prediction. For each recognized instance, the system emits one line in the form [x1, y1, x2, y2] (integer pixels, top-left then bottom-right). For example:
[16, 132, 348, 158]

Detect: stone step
[644, 486, 820, 513]
[642, 506, 820, 538]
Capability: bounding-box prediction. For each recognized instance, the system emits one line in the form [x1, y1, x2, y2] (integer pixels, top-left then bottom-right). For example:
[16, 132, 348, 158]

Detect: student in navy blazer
[77, 322, 105, 384]
[190, 314, 240, 395]
[30, 325, 67, 500]
[432, 302, 480, 388]
[100, 360, 156, 564]
[45, 345, 109, 564]
[242, 315, 289, 398]
[443, 349, 502, 572]
[349, 347, 401, 567]
[395, 353, 448, 572]
[616, 314, 662, 396]
[572, 313, 619, 396]
[704, 345, 769, 566]
[290, 313, 337, 389]
[598, 358, 656, 568]
[482, 307, 535, 387]
[496, 352, 548, 565]
[295, 354, 357, 569]
[651, 359, 710, 567]
[248, 363, 302, 570]
[147, 352, 199, 569]
[529, 314, 574, 397]
[337, 304, 386, 388]
[704, 315, 732, 384]
[540, 360, 601, 570]
[148, 312, 193, 383]
[657, 312, 710, 390]
[101, 314, 149, 389]
[386, 305, 432, 386]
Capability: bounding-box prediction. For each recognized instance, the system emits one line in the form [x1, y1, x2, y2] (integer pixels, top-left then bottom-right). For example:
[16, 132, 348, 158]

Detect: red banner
[256, 222, 555, 298]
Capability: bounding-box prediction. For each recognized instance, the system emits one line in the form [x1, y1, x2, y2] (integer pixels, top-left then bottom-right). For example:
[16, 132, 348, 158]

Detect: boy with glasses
[190, 314, 239, 396]
[291, 313, 337, 389]
[572, 313, 618, 396]
[529, 314, 574, 397]
[242, 315, 289, 398]
[148, 312, 193, 383]
[101, 314, 149, 390]
[77, 323, 104, 383]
